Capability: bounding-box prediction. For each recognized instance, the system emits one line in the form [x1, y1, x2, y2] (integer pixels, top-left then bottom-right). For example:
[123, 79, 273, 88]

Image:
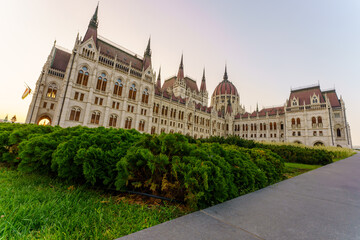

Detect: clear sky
[0, 0, 359, 146]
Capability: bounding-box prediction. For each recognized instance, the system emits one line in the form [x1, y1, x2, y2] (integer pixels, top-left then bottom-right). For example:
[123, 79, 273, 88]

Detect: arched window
[337, 128, 341, 137]
[90, 111, 100, 124]
[113, 79, 123, 96]
[312, 117, 316, 124]
[251, 124, 253, 131]
[128, 84, 137, 100]
[246, 124, 248, 131]
[76, 66, 89, 86]
[96, 73, 107, 91]
[318, 116, 322, 124]
[138, 120, 145, 131]
[254, 124, 257, 131]
[109, 114, 117, 127]
[141, 88, 149, 103]
[264, 123, 266, 130]
[270, 122, 273, 130]
[46, 83, 57, 99]
[312, 96, 318, 104]
[291, 118, 295, 125]
[296, 118, 301, 125]
[292, 99, 298, 106]
[274, 122, 277, 130]
[151, 126, 156, 134]
[124, 117, 132, 129]
[260, 123, 263, 131]
[69, 107, 81, 121]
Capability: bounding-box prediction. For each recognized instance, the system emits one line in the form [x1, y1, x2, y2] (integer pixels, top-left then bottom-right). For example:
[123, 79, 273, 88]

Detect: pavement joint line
[200, 210, 265, 240]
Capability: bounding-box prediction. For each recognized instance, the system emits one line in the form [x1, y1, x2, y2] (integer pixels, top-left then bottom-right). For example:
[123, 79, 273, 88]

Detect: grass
[0, 164, 188, 240]
[283, 162, 322, 178]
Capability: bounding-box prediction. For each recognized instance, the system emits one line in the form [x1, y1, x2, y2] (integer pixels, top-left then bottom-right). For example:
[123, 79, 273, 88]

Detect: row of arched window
[234, 122, 282, 132]
[69, 107, 147, 130]
[76, 68, 150, 103]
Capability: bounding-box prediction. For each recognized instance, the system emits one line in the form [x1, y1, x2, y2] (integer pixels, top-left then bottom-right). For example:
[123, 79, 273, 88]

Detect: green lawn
[0, 165, 187, 240]
[283, 162, 322, 178]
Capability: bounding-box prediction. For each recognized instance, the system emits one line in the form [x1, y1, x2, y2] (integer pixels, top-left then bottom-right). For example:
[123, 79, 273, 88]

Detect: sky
[0, 0, 359, 146]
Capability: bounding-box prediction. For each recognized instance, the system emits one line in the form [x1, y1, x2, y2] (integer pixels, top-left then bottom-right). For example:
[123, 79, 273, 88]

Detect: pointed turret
[83, 4, 99, 44]
[177, 54, 184, 80]
[223, 64, 228, 81]
[156, 67, 162, 89]
[200, 68, 207, 92]
[143, 37, 152, 70]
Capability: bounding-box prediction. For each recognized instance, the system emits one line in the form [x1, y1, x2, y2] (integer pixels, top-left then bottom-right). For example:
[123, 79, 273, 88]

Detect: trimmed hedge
[200, 136, 333, 165]
[0, 123, 284, 209]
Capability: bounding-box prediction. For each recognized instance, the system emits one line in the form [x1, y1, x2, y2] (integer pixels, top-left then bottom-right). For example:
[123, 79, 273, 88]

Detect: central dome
[212, 67, 239, 97]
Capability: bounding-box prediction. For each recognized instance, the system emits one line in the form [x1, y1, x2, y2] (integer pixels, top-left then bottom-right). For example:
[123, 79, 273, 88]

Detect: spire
[83, 4, 99, 43]
[223, 64, 228, 81]
[200, 68, 207, 92]
[256, 103, 259, 112]
[144, 37, 151, 56]
[156, 67, 162, 89]
[143, 37, 152, 70]
[89, 3, 99, 28]
[177, 54, 184, 80]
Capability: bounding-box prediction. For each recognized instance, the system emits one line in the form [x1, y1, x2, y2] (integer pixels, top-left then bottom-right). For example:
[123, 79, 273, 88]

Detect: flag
[22, 86, 31, 99]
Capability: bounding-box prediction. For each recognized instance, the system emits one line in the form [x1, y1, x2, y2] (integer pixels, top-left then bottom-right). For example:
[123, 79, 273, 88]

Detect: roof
[97, 37, 143, 71]
[161, 76, 199, 93]
[212, 80, 239, 97]
[51, 48, 71, 72]
[287, 86, 325, 107]
[323, 90, 341, 108]
[239, 106, 285, 119]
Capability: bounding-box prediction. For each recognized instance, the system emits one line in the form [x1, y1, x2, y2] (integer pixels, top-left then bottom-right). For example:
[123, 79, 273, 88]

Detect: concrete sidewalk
[118, 153, 360, 240]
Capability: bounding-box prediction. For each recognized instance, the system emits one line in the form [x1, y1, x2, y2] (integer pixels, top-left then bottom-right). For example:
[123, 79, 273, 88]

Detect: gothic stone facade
[26, 6, 352, 148]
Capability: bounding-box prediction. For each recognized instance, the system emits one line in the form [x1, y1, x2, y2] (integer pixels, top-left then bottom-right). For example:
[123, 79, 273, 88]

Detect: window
[292, 98, 298, 106]
[141, 88, 149, 103]
[74, 91, 84, 101]
[298, 131, 301, 136]
[69, 107, 81, 121]
[312, 117, 316, 124]
[151, 126, 156, 134]
[128, 84, 137, 100]
[138, 120, 145, 131]
[291, 118, 295, 125]
[318, 116, 322, 124]
[280, 122, 284, 130]
[50, 103, 54, 110]
[296, 118, 301, 125]
[94, 97, 103, 106]
[109, 114, 117, 127]
[96, 73, 107, 91]
[124, 117, 132, 129]
[260, 123, 263, 131]
[43, 102, 47, 108]
[319, 131, 323, 136]
[274, 122, 277, 130]
[313, 131, 317, 136]
[76, 66, 89, 86]
[337, 128, 341, 137]
[90, 111, 100, 124]
[113, 79, 123, 96]
[46, 83, 57, 98]
[334, 113, 340, 118]
[74, 92, 79, 100]
[312, 96, 318, 104]
[264, 124, 266, 130]
[292, 131, 296, 136]
[270, 122, 273, 130]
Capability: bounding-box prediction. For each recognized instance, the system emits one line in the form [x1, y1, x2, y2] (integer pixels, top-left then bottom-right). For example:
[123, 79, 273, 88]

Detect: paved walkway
[119, 153, 360, 240]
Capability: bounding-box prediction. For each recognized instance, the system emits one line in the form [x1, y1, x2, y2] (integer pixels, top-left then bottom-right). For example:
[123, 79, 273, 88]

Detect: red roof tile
[97, 39, 143, 71]
[51, 48, 71, 72]
[323, 90, 341, 108]
[212, 80, 239, 97]
[287, 86, 325, 107]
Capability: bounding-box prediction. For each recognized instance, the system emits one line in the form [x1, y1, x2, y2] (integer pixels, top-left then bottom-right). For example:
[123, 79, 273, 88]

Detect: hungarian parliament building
[26, 6, 352, 148]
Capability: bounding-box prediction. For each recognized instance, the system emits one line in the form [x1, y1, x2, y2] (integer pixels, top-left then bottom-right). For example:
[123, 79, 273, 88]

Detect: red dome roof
[212, 66, 239, 97]
[212, 80, 239, 97]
